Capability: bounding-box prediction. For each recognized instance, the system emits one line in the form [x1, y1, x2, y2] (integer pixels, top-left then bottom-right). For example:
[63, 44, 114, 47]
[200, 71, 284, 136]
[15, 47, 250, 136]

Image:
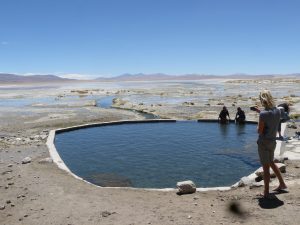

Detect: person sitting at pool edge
[218, 106, 230, 124]
[235, 107, 246, 124]
[277, 102, 290, 139]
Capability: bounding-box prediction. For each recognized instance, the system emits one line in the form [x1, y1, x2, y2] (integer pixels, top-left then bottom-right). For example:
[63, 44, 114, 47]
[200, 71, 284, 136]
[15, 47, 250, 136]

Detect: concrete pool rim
[46, 119, 285, 192]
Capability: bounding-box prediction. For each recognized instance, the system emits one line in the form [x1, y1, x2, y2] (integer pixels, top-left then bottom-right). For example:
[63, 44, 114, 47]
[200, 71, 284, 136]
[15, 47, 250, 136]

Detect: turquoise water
[55, 121, 260, 188]
[0, 95, 114, 108]
[96, 96, 115, 108]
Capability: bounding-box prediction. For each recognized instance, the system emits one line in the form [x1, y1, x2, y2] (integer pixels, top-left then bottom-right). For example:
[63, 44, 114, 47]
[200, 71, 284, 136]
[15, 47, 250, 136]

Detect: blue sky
[0, 0, 299, 78]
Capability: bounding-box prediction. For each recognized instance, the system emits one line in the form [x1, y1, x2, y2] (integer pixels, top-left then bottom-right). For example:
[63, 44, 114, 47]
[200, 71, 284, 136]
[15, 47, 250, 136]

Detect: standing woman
[254, 90, 287, 198]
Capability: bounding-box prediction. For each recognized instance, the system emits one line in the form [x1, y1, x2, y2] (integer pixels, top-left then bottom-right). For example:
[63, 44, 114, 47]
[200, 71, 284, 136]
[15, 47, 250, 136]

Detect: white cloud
[23, 73, 39, 76]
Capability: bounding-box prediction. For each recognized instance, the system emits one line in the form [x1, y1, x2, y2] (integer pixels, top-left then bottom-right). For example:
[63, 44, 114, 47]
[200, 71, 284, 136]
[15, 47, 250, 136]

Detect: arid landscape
[1, 75, 300, 224]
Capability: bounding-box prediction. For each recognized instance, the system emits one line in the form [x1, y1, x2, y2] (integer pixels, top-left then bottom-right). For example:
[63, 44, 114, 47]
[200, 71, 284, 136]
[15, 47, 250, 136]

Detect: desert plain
[1, 77, 300, 225]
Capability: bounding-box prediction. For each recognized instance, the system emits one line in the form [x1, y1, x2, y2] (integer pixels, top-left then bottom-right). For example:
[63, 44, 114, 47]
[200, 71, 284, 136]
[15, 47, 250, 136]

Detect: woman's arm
[257, 119, 264, 134]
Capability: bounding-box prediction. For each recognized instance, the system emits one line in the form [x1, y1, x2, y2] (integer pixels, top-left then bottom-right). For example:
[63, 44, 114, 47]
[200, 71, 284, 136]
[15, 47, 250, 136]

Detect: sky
[0, 0, 300, 78]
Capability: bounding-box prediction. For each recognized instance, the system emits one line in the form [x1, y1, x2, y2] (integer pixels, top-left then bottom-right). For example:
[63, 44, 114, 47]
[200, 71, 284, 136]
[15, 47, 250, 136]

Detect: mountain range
[94, 73, 300, 81]
[0, 73, 76, 84]
[1, 73, 300, 83]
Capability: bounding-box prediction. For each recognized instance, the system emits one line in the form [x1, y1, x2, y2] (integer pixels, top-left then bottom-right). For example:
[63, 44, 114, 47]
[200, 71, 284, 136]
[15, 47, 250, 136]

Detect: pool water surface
[54, 121, 260, 188]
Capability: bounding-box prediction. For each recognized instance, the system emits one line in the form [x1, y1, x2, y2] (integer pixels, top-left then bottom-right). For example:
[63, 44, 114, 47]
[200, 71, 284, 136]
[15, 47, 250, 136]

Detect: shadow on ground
[257, 194, 284, 209]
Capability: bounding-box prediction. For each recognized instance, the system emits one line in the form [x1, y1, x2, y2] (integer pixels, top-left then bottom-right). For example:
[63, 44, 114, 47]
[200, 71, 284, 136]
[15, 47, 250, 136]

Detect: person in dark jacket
[277, 103, 290, 139]
[235, 107, 246, 124]
[218, 106, 230, 124]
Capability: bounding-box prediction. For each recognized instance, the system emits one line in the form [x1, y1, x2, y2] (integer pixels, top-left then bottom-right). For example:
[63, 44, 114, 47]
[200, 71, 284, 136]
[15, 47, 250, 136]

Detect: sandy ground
[1, 78, 300, 225]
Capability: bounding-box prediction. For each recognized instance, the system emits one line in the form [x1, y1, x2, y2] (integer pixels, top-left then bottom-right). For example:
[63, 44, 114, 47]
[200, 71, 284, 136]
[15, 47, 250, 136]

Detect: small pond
[54, 121, 260, 188]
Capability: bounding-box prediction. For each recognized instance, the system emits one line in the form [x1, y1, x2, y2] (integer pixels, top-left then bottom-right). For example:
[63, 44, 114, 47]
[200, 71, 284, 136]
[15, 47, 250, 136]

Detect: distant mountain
[94, 73, 277, 81]
[1, 72, 299, 84]
[95, 73, 300, 81]
[0, 73, 77, 84]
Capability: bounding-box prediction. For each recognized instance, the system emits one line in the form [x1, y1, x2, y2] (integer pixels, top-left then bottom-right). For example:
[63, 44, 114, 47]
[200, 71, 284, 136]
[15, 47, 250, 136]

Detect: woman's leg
[270, 162, 287, 190]
[262, 164, 271, 196]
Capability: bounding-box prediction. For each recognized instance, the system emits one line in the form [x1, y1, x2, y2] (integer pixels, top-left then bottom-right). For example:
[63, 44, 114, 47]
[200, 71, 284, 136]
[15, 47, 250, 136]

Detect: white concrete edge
[54, 119, 176, 133]
[196, 187, 232, 191]
[46, 119, 284, 192]
[46, 130, 71, 174]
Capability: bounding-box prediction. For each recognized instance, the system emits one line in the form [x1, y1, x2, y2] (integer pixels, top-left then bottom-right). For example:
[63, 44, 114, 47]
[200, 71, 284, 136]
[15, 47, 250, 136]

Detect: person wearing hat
[235, 107, 246, 124]
[218, 106, 230, 124]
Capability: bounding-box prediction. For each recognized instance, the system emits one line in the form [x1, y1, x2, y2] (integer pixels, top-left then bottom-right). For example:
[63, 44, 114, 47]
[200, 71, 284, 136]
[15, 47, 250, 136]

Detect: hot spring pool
[54, 121, 260, 188]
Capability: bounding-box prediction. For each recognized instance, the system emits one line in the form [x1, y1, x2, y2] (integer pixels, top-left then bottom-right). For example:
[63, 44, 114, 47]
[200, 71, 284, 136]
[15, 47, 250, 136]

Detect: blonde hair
[259, 90, 275, 109]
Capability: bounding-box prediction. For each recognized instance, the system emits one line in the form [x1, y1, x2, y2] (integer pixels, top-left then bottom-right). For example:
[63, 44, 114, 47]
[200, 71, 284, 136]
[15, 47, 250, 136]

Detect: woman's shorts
[257, 139, 276, 165]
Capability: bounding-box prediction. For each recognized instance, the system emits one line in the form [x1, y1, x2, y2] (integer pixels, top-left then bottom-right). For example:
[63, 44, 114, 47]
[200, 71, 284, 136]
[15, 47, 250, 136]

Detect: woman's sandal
[273, 186, 287, 192]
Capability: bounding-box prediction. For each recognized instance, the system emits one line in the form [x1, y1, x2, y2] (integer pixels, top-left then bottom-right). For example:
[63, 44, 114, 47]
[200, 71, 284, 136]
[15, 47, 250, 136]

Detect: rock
[238, 176, 252, 187]
[255, 163, 286, 178]
[22, 157, 32, 164]
[255, 176, 263, 182]
[2, 169, 12, 175]
[0, 205, 5, 210]
[101, 211, 116, 217]
[176, 180, 196, 195]
[249, 182, 263, 189]
[183, 102, 194, 106]
[6, 200, 11, 204]
[85, 100, 97, 107]
[112, 98, 127, 106]
[38, 158, 53, 164]
[287, 123, 297, 129]
[40, 135, 48, 140]
[7, 164, 13, 167]
[274, 156, 285, 163]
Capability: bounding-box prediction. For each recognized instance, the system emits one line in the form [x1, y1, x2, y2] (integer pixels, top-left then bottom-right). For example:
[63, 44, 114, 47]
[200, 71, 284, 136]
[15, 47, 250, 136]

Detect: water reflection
[236, 123, 246, 136]
[219, 123, 229, 137]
